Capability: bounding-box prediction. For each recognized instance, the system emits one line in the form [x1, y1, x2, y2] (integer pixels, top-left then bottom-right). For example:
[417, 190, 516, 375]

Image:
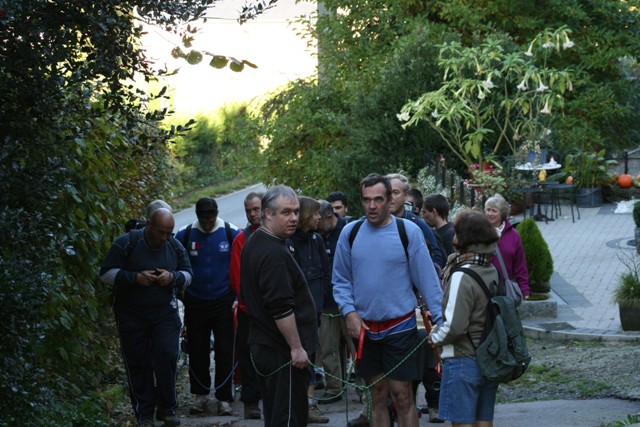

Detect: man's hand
[290, 347, 309, 369]
[345, 311, 369, 339]
[153, 269, 174, 287]
[136, 270, 158, 287]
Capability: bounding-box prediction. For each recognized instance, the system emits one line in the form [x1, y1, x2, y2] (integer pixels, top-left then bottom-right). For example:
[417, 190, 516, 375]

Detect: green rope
[249, 330, 433, 424]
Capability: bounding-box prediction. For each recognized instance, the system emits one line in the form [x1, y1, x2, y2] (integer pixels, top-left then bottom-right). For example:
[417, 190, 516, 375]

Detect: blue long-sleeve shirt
[332, 216, 443, 326]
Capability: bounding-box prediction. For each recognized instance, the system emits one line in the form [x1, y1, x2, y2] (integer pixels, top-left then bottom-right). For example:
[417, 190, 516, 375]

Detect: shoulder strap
[125, 229, 142, 259]
[494, 247, 510, 280]
[181, 224, 193, 248]
[224, 221, 233, 245]
[454, 267, 493, 299]
[395, 218, 409, 260]
[348, 219, 365, 248]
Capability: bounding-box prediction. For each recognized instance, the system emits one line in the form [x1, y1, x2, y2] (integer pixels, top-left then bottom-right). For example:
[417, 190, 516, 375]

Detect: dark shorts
[358, 327, 420, 381]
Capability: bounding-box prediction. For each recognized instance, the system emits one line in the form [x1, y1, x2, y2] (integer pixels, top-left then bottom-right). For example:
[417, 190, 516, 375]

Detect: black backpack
[456, 267, 531, 384]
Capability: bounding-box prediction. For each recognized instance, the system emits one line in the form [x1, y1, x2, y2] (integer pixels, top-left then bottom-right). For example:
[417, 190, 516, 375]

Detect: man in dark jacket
[100, 207, 192, 427]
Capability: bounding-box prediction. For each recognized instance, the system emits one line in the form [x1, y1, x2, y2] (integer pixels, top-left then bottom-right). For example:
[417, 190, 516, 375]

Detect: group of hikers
[100, 171, 530, 427]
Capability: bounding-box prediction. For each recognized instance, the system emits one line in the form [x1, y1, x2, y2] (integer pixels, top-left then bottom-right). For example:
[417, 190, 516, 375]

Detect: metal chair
[548, 183, 580, 222]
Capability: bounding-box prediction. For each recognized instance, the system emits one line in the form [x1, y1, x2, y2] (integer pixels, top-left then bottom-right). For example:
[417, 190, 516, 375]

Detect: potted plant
[517, 218, 554, 294]
[634, 202, 640, 255]
[613, 251, 640, 331]
[563, 149, 616, 208]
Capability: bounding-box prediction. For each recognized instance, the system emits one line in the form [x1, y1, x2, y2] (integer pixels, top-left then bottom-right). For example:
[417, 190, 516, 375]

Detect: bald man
[100, 206, 193, 427]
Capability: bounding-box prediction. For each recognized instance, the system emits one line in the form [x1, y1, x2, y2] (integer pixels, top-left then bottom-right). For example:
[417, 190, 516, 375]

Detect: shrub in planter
[517, 218, 554, 293]
[614, 251, 640, 331]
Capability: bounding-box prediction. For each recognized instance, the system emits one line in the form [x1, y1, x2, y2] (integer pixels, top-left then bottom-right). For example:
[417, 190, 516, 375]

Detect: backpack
[124, 218, 146, 232]
[455, 267, 531, 384]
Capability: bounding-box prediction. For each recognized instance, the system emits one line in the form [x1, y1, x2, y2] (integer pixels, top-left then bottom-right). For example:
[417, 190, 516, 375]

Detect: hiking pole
[417, 298, 442, 376]
[354, 326, 365, 370]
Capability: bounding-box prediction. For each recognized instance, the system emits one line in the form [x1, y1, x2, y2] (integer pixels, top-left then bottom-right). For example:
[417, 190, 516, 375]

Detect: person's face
[317, 213, 335, 234]
[197, 213, 217, 233]
[421, 206, 437, 227]
[304, 211, 321, 232]
[147, 214, 175, 249]
[331, 200, 348, 218]
[265, 196, 300, 239]
[361, 183, 391, 227]
[484, 205, 502, 228]
[388, 178, 407, 216]
[244, 197, 262, 228]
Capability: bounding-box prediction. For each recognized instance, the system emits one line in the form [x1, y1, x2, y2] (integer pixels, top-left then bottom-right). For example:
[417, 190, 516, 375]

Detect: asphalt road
[173, 183, 266, 232]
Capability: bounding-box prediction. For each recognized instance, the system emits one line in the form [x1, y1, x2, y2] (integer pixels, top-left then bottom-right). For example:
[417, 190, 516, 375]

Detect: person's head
[406, 188, 423, 215]
[146, 208, 175, 249]
[146, 199, 172, 220]
[327, 191, 349, 217]
[244, 191, 263, 229]
[421, 194, 450, 227]
[385, 173, 410, 216]
[484, 194, 510, 227]
[316, 199, 338, 235]
[298, 196, 321, 232]
[360, 173, 392, 227]
[195, 197, 218, 233]
[261, 185, 300, 239]
[452, 209, 499, 253]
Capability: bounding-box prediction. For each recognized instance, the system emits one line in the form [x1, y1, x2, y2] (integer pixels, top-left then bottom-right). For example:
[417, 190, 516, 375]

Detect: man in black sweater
[240, 185, 319, 426]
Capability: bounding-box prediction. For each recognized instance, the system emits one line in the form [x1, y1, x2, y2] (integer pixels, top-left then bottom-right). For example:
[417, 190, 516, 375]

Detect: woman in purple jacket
[484, 194, 530, 297]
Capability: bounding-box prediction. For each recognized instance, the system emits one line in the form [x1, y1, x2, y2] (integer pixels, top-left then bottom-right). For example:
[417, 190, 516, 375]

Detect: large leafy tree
[0, 1, 270, 425]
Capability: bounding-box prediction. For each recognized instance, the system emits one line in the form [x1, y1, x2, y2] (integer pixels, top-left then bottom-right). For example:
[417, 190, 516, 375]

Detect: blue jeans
[439, 357, 499, 423]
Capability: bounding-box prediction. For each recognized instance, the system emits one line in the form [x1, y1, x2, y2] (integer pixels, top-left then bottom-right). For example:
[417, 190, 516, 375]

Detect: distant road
[173, 183, 267, 232]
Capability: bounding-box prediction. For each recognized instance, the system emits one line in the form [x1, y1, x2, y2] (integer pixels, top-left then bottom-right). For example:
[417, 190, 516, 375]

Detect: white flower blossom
[536, 80, 549, 92]
[431, 110, 440, 119]
[540, 99, 551, 114]
[396, 111, 410, 122]
[517, 79, 528, 91]
[567, 80, 573, 92]
[542, 41, 555, 49]
[482, 76, 495, 90]
[525, 42, 534, 57]
[478, 90, 486, 100]
[563, 35, 574, 49]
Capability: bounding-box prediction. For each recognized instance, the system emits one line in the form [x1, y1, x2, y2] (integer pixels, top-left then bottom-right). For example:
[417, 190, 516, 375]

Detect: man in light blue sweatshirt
[333, 173, 443, 427]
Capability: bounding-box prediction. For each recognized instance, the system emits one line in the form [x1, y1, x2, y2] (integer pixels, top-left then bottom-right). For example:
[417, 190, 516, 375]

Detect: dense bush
[517, 218, 554, 293]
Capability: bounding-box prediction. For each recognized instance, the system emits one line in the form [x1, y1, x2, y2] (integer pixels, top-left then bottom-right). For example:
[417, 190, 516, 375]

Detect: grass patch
[528, 292, 550, 301]
[171, 178, 254, 211]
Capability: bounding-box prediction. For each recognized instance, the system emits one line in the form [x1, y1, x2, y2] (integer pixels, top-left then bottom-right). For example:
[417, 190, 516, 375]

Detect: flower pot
[576, 187, 602, 208]
[619, 304, 640, 331]
[510, 201, 524, 216]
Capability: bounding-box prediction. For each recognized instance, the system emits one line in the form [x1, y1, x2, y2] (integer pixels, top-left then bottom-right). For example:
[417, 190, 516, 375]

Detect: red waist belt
[364, 310, 415, 334]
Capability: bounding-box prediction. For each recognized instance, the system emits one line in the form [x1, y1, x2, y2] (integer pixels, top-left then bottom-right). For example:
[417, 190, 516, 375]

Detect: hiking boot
[244, 402, 262, 419]
[218, 400, 233, 416]
[347, 413, 369, 427]
[189, 394, 210, 415]
[428, 407, 444, 423]
[307, 403, 329, 424]
[317, 393, 342, 404]
[156, 412, 181, 427]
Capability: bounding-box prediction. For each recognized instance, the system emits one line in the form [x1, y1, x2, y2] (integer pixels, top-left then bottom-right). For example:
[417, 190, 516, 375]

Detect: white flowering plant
[398, 27, 575, 169]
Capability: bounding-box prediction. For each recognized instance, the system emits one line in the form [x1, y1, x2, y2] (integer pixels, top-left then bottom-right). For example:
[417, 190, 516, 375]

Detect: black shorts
[358, 327, 420, 381]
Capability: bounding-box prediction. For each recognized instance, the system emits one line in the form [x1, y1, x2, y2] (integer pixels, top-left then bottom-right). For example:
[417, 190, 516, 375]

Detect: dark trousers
[115, 309, 181, 421]
[413, 328, 440, 408]
[183, 292, 234, 402]
[236, 308, 261, 403]
[251, 343, 309, 427]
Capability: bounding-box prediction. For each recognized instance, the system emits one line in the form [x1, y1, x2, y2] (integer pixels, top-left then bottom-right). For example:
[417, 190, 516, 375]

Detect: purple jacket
[491, 220, 530, 297]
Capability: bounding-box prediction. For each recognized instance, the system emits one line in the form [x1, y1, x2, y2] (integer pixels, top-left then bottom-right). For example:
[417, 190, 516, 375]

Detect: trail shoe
[428, 407, 444, 423]
[244, 402, 262, 419]
[307, 403, 329, 424]
[347, 413, 370, 427]
[155, 412, 181, 427]
[218, 400, 233, 416]
[189, 394, 210, 415]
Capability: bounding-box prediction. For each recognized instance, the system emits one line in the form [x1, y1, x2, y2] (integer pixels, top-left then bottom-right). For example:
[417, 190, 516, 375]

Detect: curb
[523, 323, 640, 342]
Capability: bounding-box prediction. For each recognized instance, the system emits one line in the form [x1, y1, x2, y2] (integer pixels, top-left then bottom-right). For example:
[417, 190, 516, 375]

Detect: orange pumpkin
[618, 174, 633, 188]
[565, 176, 574, 184]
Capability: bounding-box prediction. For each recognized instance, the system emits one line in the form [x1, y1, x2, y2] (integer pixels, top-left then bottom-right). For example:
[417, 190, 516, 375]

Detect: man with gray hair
[100, 206, 192, 427]
[240, 185, 319, 426]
